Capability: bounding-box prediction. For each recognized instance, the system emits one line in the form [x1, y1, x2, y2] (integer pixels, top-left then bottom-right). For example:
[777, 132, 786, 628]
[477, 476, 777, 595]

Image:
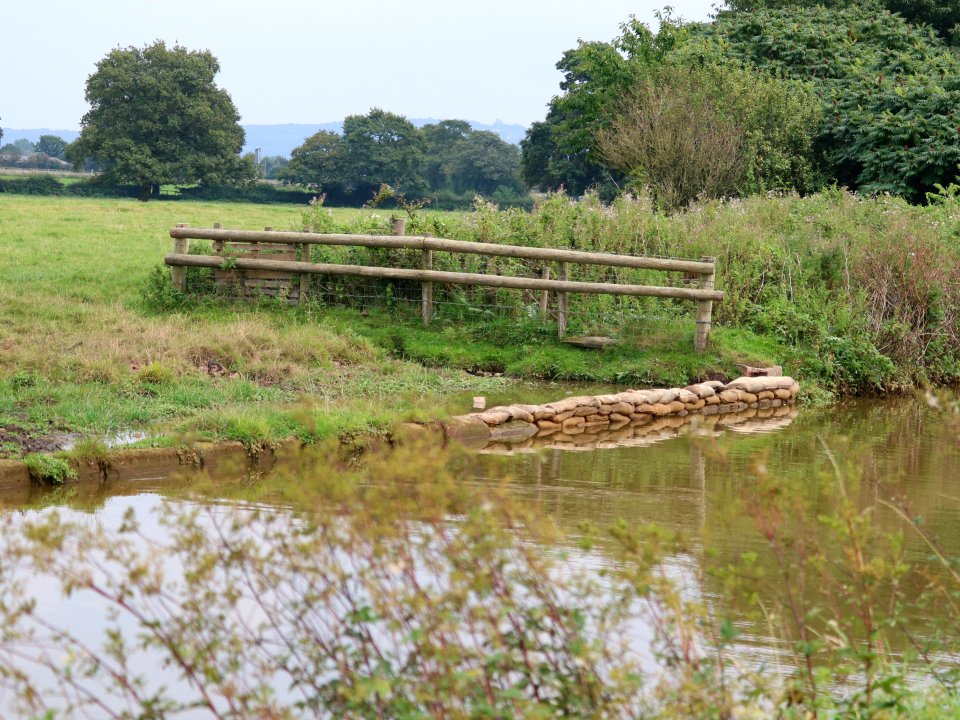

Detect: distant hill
[3, 120, 528, 159]
[3, 128, 81, 144]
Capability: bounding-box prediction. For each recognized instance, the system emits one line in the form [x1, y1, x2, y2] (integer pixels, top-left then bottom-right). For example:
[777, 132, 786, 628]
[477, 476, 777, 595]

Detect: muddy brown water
[0, 395, 957, 697]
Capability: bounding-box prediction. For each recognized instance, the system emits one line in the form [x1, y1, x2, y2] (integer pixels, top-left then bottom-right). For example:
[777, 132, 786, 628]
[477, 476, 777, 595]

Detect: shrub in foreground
[1, 421, 959, 717]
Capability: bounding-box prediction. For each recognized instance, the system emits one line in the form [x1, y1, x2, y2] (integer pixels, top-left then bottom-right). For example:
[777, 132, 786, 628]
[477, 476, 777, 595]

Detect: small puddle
[60, 430, 149, 452]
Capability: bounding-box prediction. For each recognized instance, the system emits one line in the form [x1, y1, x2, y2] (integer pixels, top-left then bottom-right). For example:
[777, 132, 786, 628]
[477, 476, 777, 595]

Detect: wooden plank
[171, 224, 189, 291]
[223, 243, 296, 255]
[165, 254, 725, 302]
[539, 265, 550, 317]
[694, 256, 717, 353]
[421, 249, 433, 324]
[298, 243, 309, 306]
[170, 227, 716, 275]
[231, 270, 296, 281]
[557, 262, 569, 338]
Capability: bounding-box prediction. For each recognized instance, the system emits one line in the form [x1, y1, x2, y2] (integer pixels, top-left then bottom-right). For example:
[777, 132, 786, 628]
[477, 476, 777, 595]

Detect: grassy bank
[3, 189, 958, 457]
[291, 189, 960, 395]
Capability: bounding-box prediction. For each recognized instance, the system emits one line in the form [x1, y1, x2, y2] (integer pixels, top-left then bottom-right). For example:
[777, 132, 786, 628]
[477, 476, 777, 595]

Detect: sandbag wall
[447, 376, 800, 447]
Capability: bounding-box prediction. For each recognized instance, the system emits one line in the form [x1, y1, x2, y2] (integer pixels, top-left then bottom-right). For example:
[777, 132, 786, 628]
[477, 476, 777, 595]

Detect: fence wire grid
[182, 240, 705, 340]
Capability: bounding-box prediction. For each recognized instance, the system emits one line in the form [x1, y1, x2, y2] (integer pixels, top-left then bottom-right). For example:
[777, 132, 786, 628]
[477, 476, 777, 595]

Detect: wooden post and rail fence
[166, 222, 723, 352]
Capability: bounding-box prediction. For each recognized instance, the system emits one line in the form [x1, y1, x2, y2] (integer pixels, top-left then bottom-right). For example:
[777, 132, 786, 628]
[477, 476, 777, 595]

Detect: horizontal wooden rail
[169, 227, 716, 275]
[164, 253, 725, 302]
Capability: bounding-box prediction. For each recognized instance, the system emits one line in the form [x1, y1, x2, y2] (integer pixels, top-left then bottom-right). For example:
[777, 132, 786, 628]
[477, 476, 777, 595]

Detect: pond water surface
[1, 395, 958, 711]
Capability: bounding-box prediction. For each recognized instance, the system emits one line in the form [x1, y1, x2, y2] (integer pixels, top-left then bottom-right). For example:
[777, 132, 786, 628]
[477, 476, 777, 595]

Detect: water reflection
[468, 396, 960, 669]
[0, 396, 957, 704]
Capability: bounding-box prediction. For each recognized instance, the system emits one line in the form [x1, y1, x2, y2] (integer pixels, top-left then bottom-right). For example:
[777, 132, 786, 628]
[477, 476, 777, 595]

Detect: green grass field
[0, 196, 509, 456]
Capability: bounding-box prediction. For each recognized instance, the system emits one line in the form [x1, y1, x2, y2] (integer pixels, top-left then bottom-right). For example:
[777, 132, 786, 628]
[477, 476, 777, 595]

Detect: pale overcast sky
[2, 0, 718, 130]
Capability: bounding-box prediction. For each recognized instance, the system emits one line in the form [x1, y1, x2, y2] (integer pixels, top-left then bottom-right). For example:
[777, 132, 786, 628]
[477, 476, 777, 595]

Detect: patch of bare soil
[0, 421, 75, 458]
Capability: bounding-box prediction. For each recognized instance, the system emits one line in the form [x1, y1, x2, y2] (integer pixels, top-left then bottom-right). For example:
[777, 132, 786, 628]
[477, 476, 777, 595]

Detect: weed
[135, 362, 174, 385]
[23, 454, 76, 485]
[8, 370, 39, 390]
[68, 437, 110, 464]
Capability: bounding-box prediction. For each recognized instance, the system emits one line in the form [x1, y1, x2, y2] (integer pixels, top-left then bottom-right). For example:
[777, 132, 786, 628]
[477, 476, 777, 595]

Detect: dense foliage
[596, 62, 823, 210]
[706, 5, 960, 200]
[525, 5, 960, 205]
[282, 110, 526, 207]
[724, 0, 960, 42]
[34, 134, 67, 160]
[67, 41, 254, 201]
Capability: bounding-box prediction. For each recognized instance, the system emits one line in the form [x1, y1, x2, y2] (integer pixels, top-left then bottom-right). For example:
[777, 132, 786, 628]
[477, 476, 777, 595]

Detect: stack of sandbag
[462, 376, 799, 442]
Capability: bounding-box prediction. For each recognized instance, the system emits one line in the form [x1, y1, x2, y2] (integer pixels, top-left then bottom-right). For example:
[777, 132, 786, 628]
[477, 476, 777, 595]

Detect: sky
[1, 0, 718, 131]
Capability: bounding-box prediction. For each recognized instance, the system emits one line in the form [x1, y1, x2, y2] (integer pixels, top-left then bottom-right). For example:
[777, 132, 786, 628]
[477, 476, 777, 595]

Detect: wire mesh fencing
[176, 234, 712, 344]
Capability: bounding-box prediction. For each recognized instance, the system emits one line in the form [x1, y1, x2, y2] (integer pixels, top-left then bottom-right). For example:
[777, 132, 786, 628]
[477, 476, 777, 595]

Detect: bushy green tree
[280, 130, 345, 195]
[67, 41, 253, 201]
[597, 62, 823, 210]
[520, 114, 615, 196]
[446, 131, 523, 195]
[340, 108, 427, 199]
[529, 5, 960, 203]
[35, 135, 68, 160]
[705, 5, 960, 199]
[422, 119, 472, 189]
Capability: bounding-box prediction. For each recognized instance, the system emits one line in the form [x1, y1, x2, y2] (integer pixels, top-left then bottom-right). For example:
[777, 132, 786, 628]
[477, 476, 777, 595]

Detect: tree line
[279, 112, 526, 207]
[2, 42, 525, 207]
[0, 133, 74, 170]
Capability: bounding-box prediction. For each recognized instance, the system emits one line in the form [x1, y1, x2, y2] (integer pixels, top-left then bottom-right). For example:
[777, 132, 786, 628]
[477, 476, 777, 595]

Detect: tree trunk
[138, 183, 151, 202]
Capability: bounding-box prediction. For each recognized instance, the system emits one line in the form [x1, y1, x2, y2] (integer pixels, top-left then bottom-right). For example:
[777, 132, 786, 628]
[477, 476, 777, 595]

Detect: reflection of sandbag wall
[446, 376, 800, 449]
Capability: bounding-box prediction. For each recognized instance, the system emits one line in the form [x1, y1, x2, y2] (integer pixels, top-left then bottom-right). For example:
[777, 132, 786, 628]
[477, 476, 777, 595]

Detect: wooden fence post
[539, 265, 551, 318]
[211, 222, 224, 255]
[391, 217, 406, 236]
[298, 243, 309, 306]
[172, 223, 189, 292]
[557, 262, 569, 338]
[421, 248, 433, 324]
[694, 257, 716, 353]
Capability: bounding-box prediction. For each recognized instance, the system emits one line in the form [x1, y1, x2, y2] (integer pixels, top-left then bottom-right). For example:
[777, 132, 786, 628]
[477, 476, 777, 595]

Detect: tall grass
[296, 190, 960, 393]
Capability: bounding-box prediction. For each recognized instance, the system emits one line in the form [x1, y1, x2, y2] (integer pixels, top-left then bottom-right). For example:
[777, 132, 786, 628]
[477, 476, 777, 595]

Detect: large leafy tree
[422, 120, 472, 189]
[421, 121, 524, 195]
[446, 131, 523, 195]
[520, 18, 688, 197]
[67, 41, 252, 201]
[279, 130, 345, 195]
[35, 135, 68, 160]
[530, 5, 960, 202]
[339, 108, 427, 199]
[705, 5, 960, 199]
